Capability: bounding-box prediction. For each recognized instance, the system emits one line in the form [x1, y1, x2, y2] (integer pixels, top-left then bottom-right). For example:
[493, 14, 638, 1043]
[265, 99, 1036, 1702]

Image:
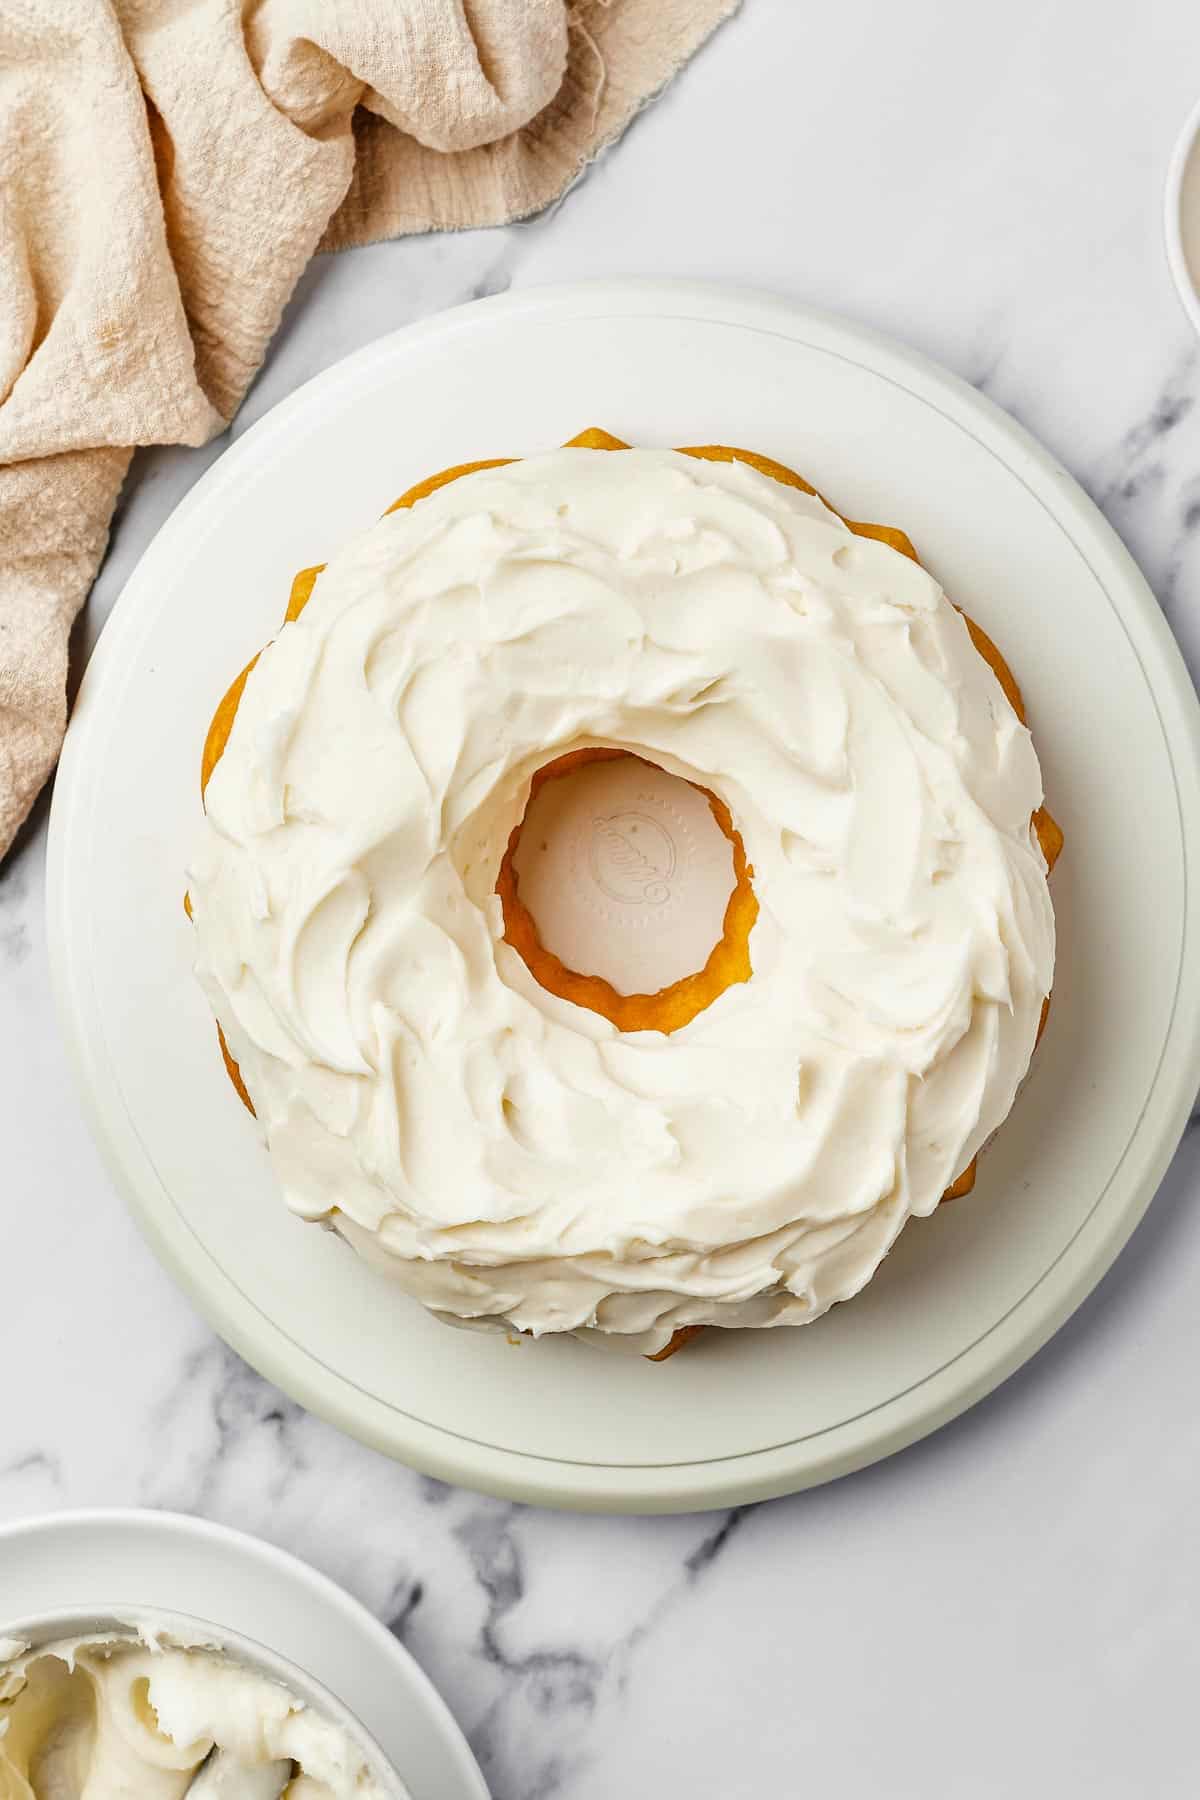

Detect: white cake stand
[47, 282, 1200, 1511]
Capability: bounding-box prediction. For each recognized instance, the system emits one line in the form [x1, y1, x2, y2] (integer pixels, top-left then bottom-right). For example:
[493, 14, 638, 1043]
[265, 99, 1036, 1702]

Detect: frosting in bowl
[0, 1629, 393, 1799]
[188, 446, 1055, 1354]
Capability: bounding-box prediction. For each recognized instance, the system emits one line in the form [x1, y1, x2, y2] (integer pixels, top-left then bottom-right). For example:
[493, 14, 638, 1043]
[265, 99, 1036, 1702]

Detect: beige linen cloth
[0, 0, 737, 862]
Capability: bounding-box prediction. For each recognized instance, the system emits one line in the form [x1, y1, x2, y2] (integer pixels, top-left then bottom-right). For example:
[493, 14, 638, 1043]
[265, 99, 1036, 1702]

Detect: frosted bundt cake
[187, 430, 1060, 1358]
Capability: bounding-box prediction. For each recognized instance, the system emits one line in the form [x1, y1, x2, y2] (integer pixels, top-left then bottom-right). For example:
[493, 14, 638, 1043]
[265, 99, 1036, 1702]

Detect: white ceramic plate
[47, 281, 1200, 1512]
[0, 1511, 488, 1800]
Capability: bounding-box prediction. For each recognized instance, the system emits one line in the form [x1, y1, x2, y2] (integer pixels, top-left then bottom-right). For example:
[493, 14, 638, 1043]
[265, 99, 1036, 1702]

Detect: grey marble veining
[5, 5, 1200, 1797]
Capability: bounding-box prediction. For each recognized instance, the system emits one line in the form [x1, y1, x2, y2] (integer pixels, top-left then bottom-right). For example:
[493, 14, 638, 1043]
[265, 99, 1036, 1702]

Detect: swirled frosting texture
[0, 1631, 392, 1799]
[188, 448, 1055, 1354]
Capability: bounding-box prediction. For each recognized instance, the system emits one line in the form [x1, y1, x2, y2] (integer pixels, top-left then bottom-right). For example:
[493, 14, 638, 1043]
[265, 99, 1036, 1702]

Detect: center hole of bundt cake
[495, 749, 758, 1033]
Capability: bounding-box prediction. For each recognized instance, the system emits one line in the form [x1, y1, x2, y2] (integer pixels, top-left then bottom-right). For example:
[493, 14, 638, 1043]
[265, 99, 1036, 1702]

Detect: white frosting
[188, 447, 1055, 1354]
[0, 1631, 393, 1800]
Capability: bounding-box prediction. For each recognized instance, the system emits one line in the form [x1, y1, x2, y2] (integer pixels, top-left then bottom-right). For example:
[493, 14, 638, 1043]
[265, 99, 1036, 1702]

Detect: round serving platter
[47, 281, 1200, 1511]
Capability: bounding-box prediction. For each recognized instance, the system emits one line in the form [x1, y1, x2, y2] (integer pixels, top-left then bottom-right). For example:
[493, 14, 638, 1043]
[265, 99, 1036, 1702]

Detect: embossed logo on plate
[587, 810, 677, 906]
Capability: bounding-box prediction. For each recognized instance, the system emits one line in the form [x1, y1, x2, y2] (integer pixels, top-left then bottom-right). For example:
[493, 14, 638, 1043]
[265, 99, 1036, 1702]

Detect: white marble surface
[4, 5, 1200, 1796]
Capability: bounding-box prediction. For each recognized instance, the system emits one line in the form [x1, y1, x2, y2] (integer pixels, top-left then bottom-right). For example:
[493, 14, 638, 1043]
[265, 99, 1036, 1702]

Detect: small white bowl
[0, 1606, 409, 1797]
[0, 1511, 488, 1797]
[1165, 92, 1200, 337]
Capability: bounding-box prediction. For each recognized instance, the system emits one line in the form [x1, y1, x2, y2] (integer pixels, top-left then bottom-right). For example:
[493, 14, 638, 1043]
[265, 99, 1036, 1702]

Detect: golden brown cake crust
[647, 1325, 706, 1362]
